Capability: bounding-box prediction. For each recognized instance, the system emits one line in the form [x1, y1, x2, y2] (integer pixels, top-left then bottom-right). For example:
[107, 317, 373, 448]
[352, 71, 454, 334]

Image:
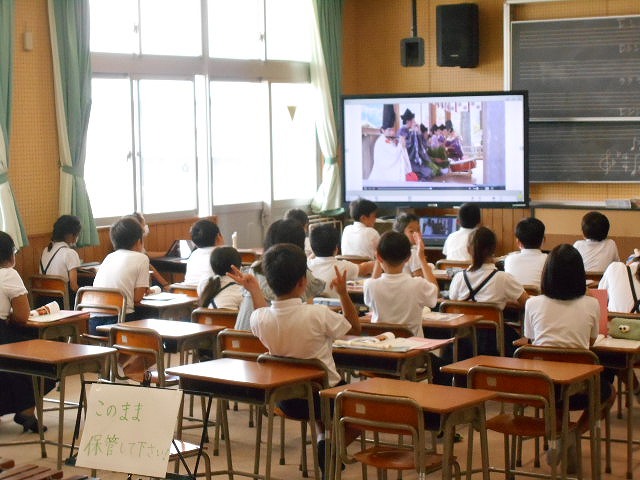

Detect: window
[86, 0, 316, 221]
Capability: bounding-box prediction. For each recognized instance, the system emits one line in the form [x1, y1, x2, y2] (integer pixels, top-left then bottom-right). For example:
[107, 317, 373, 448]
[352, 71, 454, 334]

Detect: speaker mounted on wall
[436, 3, 479, 68]
[401, 37, 425, 67]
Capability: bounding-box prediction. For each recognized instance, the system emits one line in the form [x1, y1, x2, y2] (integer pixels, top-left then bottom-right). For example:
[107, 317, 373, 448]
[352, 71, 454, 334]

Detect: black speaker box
[436, 3, 479, 68]
[401, 37, 425, 67]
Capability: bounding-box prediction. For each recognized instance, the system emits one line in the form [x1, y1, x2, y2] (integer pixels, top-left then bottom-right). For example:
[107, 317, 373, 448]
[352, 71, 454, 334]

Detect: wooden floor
[1, 367, 639, 480]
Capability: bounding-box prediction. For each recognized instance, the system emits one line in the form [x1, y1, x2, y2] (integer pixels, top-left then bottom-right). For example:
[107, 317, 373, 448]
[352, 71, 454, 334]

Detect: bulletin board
[76, 383, 183, 477]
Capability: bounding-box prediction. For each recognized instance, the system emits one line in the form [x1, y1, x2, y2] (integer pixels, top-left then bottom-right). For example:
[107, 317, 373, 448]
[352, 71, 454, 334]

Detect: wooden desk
[442, 355, 603, 480]
[0, 340, 114, 469]
[421, 313, 483, 361]
[320, 377, 495, 480]
[25, 310, 90, 341]
[168, 282, 198, 297]
[96, 318, 224, 364]
[591, 336, 640, 480]
[150, 257, 188, 282]
[166, 358, 325, 480]
[136, 293, 196, 321]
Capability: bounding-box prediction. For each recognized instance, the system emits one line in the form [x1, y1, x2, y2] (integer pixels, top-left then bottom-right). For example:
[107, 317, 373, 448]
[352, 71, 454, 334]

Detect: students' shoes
[436, 430, 463, 443]
[13, 413, 47, 433]
[317, 439, 326, 480]
[546, 440, 577, 475]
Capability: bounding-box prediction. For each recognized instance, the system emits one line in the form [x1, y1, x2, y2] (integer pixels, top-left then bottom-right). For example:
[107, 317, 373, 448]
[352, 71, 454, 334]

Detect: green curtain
[49, 0, 98, 246]
[310, 0, 343, 215]
[0, 0, 28, 247]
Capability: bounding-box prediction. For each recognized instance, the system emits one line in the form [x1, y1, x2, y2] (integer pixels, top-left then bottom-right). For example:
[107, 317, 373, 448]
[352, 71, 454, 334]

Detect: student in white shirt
[442, 202, 480, 262]
[184, 219, 224, 284]
[504, 217, 548, 289]
[392, 212, 428, 276]
[197, 246, 244, 310]
[573, 211, 619, 272]
[39, 215, 82, 305]
[284, 208, 313, 258]
[599, 260, 640, 313]
[307, 224, 373, 298]
[340, 198, 380, 259]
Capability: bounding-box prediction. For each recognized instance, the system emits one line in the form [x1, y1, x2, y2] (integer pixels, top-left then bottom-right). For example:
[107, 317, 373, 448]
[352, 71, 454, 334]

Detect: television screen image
[420, 216, 458, 246]
[342, 91, 528, 208]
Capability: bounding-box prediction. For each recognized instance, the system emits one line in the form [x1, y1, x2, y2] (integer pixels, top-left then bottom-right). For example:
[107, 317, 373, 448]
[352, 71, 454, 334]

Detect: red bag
[405, 172, 419, 181]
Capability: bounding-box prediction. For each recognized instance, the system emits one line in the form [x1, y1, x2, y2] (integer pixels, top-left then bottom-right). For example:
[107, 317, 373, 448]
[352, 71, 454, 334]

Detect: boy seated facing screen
[184, 219, 224, 284]
[308, 224, 374, 298]
[573, 211, 619, 272]
[504, 217, 548, 289]
[364, 230, 439, 337]
[284, 208, 313, 257]
[92, 215, 150, 333]
[340, 198, 380, 259]
[228, 243, 361, 477]
[442, 202, 481, 262]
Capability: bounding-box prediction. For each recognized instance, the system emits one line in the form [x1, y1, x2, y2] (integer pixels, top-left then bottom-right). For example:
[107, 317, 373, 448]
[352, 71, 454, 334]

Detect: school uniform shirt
[503, 249, 548, 288]
[196, 275, 244, 310]
[598, 261, 640, 313]
[402, 245, 422, 275]
[0, 267, 28, 320]
[573, 238, 619, 272]
[93, 250, 149, 314]
[524, 295, 599, 348]
[250, 298, 351, 386]
[340, 222, 380, 259]
[307, 256, 359, 298]
[364, 272, 438, 337]
[184, 246, 215, 284]
[448, 264, 524, 310]
[39, 242, 81, 283]
[442, 227, 475, 262]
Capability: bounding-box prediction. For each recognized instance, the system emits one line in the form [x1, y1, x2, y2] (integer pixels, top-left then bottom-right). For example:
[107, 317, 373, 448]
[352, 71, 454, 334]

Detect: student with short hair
[364, 230, 438, 337]
[284, 208, 312, 257]
[230, 243, 360, 476]
[132, 212, 170, 290]
[234, 219, 325, 330]
[573, 211, 619, 272]
[504, 217, 547, 288]
[392, 212, 427, 276]
[197, 246, 244, 309]
[308, 224, 372, 298]
[442, 202, 481, 261]
[39, 215, 82, 302]
[93, 215, 150, 333]
[340, 198, 380, 259]
[185, 219, 224, 284]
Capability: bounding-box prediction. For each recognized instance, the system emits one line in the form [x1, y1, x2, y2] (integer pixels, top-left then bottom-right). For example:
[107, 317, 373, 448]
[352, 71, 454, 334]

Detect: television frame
[341, 90, 529, 209]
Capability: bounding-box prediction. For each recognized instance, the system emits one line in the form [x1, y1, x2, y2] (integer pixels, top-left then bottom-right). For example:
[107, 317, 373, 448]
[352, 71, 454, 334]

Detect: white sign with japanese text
[76, 383, 183, 477]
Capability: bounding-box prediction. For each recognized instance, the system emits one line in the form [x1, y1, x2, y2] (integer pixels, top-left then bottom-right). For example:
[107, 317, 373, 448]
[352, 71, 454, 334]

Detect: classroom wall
[342, 0, 640, 254]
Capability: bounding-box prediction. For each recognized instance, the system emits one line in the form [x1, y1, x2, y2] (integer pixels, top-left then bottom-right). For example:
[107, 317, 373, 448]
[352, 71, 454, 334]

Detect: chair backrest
[514, 345, 600, 365]
[523, 284, 541, 296]
[216, 329, 267, 360]
[238, 249, 260, 266]
[435, 259, 471, 271]
[335, 255, 371, 265]
[29, 274, 70, 310]
[169, 284, 198, 297]
[360, 322, 414, 339]
[257, 353, 330, 389]
[192, 307, 238, 329]
[109, 324, 166, 385]
[585, 271, 604, 283]
[75, 286, 127, 323]
[440, 300, 505, 355]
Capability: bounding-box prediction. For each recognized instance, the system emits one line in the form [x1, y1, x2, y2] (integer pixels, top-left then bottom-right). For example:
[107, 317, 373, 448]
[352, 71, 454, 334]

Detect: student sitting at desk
[92, 216, 150, 333]
[229, 243, 360, 477]
[392, 212, 429, 276]
[284, 208, 313, 257]
[39, 215, 82, 306]
[573, 211, 619, 272]
[197, 246, 243, 309]
[235, 219, 325, 330]
[504, 217, 548, 289]
[448, 226, 527, 357]
[340, 198, 380, 259]
[442, 202, 480, 262]
[0, 231, 55, 433]
[132, 212, 170, 290]
[184, 219, 224, 285]
[307, 224, 373, 298]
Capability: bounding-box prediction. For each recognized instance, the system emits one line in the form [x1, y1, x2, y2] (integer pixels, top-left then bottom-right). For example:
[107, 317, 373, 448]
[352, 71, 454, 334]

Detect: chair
[334, 390, 457, 480]
[192, 307, 238, 329]
[216, 328, 267, 360]
[439, 300, 505, 356]
[75, 286, 127, 345]
[336, 255, 371, 265]
[585, 271, 604, 284]
[514, 345, 615, 473]
[435, 259, 471, 271]
[29, 274, 70, 310]
[169, 284, 198, 297]
[467, 365, 581, 480]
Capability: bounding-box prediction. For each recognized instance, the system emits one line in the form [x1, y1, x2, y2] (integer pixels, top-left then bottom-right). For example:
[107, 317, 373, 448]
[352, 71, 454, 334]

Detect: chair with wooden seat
[439, 300, 505, 356]
[468, 365, 582, 479]
[75, 286, 127, 345]
[192, 307, 238, 329]
[336, 255, 371, 265]
[334, 390, 458, 480]
[514, 345, 615, 473]
[435, 259, 471, 271]
[29, 274, 70, 310]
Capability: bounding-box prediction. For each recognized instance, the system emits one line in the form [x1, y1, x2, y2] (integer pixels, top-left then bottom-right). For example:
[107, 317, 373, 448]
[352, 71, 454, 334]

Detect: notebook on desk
[165, 239, 196, 259]
[419, 215, 457, 247]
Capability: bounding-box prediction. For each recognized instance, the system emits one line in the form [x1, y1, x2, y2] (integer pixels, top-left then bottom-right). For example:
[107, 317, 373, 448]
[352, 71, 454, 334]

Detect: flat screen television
[419, 215, 457, 246]
[342, 91, 529, 208]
